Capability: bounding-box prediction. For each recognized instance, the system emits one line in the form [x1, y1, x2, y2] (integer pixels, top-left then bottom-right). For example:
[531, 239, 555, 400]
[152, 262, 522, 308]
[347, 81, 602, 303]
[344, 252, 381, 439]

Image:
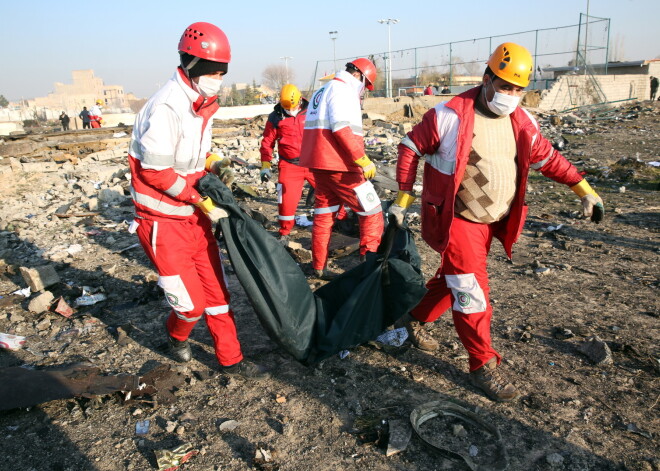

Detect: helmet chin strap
[183, 56, 201, 76]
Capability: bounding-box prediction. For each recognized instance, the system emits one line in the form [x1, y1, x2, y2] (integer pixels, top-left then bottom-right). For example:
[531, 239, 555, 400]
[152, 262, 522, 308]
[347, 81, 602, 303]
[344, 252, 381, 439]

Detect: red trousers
[90, 120, 101, 128]
[311, 170, 383, 270]
[136, 213, 243, 366]
[412, 216, 500, 371]
[277, 160, 316, 236]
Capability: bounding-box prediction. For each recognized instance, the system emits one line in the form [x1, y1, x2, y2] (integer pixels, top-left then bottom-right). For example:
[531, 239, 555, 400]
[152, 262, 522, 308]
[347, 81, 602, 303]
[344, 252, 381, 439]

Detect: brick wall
[538, 74, 650, 111]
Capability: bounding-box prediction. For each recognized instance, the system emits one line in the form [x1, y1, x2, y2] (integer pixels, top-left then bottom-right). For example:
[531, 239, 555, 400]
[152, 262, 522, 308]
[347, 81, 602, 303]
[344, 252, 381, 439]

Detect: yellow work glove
[355, 155, 376, 180]
[260, 161, 272, 182]
[570, 179, 604, 223]
[195, 197, 229, 223]
[205, 153, 231, 174]
[388, 191, 415, 228]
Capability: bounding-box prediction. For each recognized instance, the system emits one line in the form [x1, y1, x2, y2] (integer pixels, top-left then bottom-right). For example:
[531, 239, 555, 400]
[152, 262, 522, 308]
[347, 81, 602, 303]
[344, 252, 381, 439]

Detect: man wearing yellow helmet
[259, 84, 315, 244]
[389, 42, 604, 402]
[89, 99, 104, 128]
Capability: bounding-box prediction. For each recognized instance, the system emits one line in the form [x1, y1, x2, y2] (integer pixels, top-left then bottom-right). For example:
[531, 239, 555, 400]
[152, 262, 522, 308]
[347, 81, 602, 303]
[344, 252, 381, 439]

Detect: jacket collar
[174, 67, 218, 116]
[334, 70, 363, 94]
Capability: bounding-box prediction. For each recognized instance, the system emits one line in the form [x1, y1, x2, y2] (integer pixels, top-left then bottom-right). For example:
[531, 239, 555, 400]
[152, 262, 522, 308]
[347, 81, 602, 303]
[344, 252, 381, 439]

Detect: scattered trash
[74, 293, 107, 307]
[113, 132, 128, 138]
[375, 327, 409, 347]
[468, 444, 479, 457]
[385, 418, 412, 457]
[50, 296, 74, 317]
[11, 287, 31, 297]
[647, 161, 660, 167]
[294, 214, 313, 227]
[254, 446, 278, 470]
[0, 332, 26, 351]
[218, 419, 240, 432]
[66, 244, 83, 254]
[135, 420, 150, 435]
[545, 224, 564, 232]
[410, 400, 508, 471]
[338, 350, 350, 359]
[154, 443, 198, 471]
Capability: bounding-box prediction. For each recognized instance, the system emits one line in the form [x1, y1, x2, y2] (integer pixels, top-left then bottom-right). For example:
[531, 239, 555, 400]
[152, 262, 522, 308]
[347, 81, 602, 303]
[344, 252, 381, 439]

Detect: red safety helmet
[178, 22, 231, 63]
[348, 58, 376, 90]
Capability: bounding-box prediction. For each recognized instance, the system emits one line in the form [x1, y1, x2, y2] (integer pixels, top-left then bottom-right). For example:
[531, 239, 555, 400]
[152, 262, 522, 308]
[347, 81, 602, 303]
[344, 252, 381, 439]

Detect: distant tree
[0, 95, 8, 108]
[262, 64, 293, 91]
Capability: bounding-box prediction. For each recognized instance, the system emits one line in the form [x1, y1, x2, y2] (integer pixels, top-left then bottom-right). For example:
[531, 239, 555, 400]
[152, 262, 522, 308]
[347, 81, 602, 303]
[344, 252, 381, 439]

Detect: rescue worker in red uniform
[128, 22, 268, 380]
[259, 84, 314, 244]
[389, 43, 604, 402]
[89, 100, 104, 128]
[299, 58, 383, 278]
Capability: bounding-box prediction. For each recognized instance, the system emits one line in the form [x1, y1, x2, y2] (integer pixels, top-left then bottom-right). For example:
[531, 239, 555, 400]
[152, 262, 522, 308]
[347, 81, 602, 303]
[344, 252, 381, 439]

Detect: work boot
[312, 268, 324, 279]
[222, 360, 270, 381]
[359, 254, 366, 263]
[278, 234, 289, 247]
[405, 317, 439, 352]
[167, 334, 192, 363]
[469, 357, 520, 402]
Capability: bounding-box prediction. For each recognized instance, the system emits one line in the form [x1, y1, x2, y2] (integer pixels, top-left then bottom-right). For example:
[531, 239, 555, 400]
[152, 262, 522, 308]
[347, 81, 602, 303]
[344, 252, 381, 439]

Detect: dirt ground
[0, 101, 658, 471]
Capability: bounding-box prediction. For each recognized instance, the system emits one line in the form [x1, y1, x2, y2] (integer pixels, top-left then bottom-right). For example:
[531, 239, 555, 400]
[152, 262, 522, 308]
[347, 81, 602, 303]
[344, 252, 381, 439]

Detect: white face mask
[196, 75, 223, 97]
[486, 80, 520, 116]
[286, 108, 299, 117]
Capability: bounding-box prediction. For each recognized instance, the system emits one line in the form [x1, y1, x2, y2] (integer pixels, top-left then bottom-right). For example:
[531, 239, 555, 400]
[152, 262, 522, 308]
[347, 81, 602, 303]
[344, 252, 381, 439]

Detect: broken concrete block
[9, 157, 22, 172]
[398, 123, 413, 135]
[20, 265, 61, 292]
[0, 140, 39, 157]
[98, 185, 127, 204]
[578, 336, 613, 365]
[28, 291, 55, 313]
[21, 161, 58, 173]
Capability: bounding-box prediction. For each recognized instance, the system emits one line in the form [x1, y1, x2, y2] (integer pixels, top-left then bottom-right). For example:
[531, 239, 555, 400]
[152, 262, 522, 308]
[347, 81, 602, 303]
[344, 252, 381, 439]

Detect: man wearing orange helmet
[299, 58, 383, 278]
[128, 22, 267, 380]
[259, 84, 315, 243]
[389, 43, 604, 402]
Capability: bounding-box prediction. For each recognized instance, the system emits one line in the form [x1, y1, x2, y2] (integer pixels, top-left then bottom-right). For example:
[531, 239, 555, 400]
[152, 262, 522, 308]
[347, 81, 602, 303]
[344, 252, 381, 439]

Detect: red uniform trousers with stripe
[411, 216, 501, 371]
[135, 213, 243, 366]
[277, 159, 316, 236]
[311, 170, 383, 270]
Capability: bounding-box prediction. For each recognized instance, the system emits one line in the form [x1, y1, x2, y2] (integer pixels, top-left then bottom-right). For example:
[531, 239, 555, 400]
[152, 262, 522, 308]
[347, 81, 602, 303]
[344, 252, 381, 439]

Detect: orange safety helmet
[280, 84, 302, 111]
[487, 42, 533, 88]
[348, 58, 377, 90]
[178, 22, 231, 64]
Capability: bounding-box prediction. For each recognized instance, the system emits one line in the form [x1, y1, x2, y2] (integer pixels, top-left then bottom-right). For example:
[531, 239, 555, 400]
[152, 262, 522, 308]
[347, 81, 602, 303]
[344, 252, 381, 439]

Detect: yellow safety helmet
[280, 84, 301, 111]
[96, 99, 104, 106]
[487, 42, 533, 88]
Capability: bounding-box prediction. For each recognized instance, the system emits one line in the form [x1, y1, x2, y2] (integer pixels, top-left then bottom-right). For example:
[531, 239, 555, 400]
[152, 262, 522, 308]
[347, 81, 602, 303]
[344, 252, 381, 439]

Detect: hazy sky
[1, 0, 659, 101]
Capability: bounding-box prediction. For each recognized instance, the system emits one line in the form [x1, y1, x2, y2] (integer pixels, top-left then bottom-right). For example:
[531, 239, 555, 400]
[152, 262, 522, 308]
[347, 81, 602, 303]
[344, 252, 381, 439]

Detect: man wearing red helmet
[389, 42, 604, 402]
[128, 22, 267, 380]
[299, 59, 383, 278]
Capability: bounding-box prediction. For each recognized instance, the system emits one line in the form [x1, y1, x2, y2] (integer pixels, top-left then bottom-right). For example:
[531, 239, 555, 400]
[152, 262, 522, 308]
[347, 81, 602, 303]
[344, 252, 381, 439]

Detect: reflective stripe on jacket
[396, 86, 583, 257]
[299, 70, 365, 172]
[129, 67, 220, 221]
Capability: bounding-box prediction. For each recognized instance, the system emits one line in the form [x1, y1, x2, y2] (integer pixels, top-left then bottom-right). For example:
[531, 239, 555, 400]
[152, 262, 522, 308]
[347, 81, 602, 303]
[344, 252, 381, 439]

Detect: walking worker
[59, 111, 70, 131]
[79, 107, 91, 129]
[299, 58, 383, 278]
[389, 42, 604, 402]
[259, 84, 314, 244]
[89, 99, 104, 128]
[128, 21, 267, 380]
[650, 76, 659, 101]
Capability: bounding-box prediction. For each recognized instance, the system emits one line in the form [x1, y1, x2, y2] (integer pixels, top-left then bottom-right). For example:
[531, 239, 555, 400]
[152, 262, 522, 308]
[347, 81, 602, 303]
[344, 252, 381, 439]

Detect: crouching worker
[128, 22, 268, 380]
[389, 42, 604, 402]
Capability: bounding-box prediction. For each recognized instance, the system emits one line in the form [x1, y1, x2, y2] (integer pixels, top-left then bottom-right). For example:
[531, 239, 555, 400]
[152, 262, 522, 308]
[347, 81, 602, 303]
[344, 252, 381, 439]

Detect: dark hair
[484, 66, 495, 79]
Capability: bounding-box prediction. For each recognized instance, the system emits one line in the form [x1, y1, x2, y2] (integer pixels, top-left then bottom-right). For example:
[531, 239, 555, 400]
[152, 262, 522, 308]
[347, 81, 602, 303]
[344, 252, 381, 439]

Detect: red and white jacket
[89, 104, 103, 124]
[129, 67, 219, 221]
[260, 99, 309, 164]
[299, 70, 365, 172]
[397, 86, 583, 257]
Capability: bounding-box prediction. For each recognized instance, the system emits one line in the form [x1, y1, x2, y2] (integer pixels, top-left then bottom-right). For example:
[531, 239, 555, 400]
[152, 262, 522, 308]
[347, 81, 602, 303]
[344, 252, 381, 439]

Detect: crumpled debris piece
[0, 332, 26, 351]
[294, 215, 313, 227]
[376, 327, 409, 347]
[50, 296, 74, 318]
[154, 443, 198, 471]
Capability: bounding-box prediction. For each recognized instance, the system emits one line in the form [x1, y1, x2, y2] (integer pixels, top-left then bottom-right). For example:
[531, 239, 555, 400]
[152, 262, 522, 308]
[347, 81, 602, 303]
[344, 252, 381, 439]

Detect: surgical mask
[196, 75, 223, 97]
[286, 107, 299, 117]
[485, 80, 520, 116]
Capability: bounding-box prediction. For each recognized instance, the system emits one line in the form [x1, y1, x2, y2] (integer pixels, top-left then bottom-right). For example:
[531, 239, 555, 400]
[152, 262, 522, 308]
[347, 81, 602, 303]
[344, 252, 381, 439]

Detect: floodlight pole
[378, 18, 399, 98]
[280, 56, 293, 83]
[329, 31, 338, 71]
